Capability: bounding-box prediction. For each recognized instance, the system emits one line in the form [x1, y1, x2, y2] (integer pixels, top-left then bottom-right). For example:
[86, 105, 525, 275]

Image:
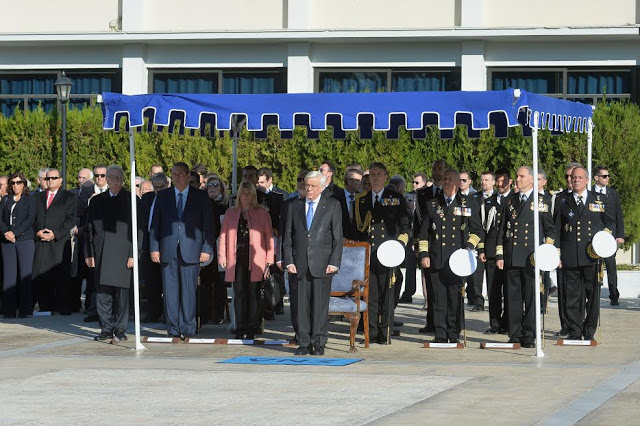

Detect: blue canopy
[100, 89, 593, 138]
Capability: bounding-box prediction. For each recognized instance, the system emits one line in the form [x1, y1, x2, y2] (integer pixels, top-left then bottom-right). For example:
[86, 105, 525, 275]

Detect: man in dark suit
[474, 172, 506, 333]
[283, 171, 343, 356]
[415, 160, 446, 334]
[32, 168, 77, 314]
[355, 162, 411, 344]
[139, 173, 170, 322]
[496, 166, 555, 348]
[330, 168, 362, 241]
[418, 168, 482, 344]
[77, 165, 109, 322]
[554, 166, 614, 340]
[150, 162, 215, 339]
[593, 165, 625, 306]
[69, 168, 93, 313]
[319, 160, 343, 197]
[85, 166, 139, 343]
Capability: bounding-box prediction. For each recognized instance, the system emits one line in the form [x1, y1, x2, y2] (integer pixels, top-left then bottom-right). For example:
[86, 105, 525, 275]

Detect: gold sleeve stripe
[588, 244, 600, 259]
[418, 240, 429, 252]
[467, 233, 480, 248]
[604, 228, 613, 234]
[477, 242, 485, 249]
[397, 233, 409, 245]
[496, 245, 503, 255]
[544, 237, 555, 245]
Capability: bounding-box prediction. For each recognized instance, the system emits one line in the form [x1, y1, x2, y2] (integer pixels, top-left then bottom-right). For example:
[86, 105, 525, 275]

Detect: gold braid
[355, 192, 372, 233]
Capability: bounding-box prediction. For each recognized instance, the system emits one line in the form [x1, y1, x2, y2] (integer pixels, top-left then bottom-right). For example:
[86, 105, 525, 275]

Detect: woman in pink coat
[219, 181, 274, 339]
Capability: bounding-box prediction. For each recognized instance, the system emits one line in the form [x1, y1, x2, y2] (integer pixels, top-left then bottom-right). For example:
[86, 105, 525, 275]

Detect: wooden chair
[328, 240, 370, 352]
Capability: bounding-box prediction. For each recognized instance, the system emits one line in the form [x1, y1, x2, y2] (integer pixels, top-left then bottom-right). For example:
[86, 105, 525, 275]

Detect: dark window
[491, 71, 562, 95]
[152, 72, 219, 94]
[151, 70, 286, 95]
[317, 69, 460, 93]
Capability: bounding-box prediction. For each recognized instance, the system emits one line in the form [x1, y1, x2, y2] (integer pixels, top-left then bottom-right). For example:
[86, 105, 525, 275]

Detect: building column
[122, 44, 148, 95]
[287, 43, 313, 93]
[461, 41, 487, 91]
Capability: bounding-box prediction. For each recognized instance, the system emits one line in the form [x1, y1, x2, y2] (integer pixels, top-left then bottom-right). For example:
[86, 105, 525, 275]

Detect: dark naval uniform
[418, 193, 482, 343]
[554, 190, 614, 340]
[473, 191, 506, 332]
[496, 191, 555, 345]
[354, 188, 410, 343]
[413, 185, 441, 330]
[552, 189, 571, 334]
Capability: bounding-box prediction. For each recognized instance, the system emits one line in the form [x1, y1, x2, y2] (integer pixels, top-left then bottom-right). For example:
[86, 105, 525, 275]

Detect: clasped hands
[286, 264, 338, 275]
[35, 228, 55, 242]
[150, 251, 210, 264]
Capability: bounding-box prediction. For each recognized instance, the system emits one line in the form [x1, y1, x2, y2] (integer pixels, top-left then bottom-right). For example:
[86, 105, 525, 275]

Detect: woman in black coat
[0, 172, 36, 318]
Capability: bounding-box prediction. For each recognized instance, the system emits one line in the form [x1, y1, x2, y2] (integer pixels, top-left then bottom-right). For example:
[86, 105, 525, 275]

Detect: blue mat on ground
[219, 356, 362, 366]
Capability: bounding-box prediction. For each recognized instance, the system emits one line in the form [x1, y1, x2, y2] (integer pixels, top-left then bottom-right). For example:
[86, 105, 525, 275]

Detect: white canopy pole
[532, 111, 545, 358]
[129, 127, 146, 351]
[587, 117, 593, 190]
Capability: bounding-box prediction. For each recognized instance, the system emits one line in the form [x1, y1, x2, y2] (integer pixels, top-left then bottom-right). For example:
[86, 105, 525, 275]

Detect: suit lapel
[297, 197, 307, 229]
[310, 196, 328, 230]
[566, 192, 578, 216]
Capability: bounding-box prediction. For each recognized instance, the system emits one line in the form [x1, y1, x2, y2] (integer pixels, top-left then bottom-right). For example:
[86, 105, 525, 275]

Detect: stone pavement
[1, 296, 639, 425]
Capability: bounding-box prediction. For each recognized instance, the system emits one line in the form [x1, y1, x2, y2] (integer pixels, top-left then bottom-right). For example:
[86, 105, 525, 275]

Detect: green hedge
[0, 102, 638, 245]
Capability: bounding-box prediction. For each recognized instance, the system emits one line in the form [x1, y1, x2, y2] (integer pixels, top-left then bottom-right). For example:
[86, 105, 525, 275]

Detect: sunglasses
[44, 176, 60, 181]
[565, 174, 572, 178]
[11, 181, 24, 186]
[597, 174, 610, 178]
[412, 181, 421, 185]
[135, 184, 140, 187]
[460, 179, 468, 183]
[206, 182, 220, 188]
[95, 174, 106, 178]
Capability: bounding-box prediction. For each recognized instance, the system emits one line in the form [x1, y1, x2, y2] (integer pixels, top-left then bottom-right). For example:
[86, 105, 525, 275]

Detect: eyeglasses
[460, 179, 468, 183]
[135, 184, 140, 187]
[297, 177, 305, 182]
[597, 174, 610, 178]
[565, 174, 572, 179]
[95, 174, 106, 178]
[10, 181, 24, 186]
[206, 182, 220, 188]
[44, 176, 60, 181]
[412, 181, 421, 185]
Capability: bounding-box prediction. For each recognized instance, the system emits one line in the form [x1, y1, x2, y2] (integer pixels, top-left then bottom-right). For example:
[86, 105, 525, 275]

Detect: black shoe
[289, 336, 299, 345]
[418, 325, 435, 333]
[449, 338, 459, 344]
[115, 333, 128, 341]
[567, 335, 582, 340]
[294, 346, 310, 355]
[610, 300, 620, 306]
[554, 329, 570, 337]
[398, 296, 413, 304]
[94, 332, 112, 341]
[245, 333, 255, 340]
[311, 346, 325, 356]
[83, 315, 99, 323]
[179, 335, 187, 342]
[549, 287, 557, 296]
[484, 327, 499, 334]
[470, 305, 484, 312]
[584, 335, 594, 341]
[234, 333, 244, 339]
[498, 328, 508, 335]
[275, 307, 285, 315]
[264, 312, 276, 320]
[431, 338, 448, 344]
[521, 340, 535, 348]
[376, 336, 391, 345]
[507, 338, 521, 344]
[394, 321, 404, 327]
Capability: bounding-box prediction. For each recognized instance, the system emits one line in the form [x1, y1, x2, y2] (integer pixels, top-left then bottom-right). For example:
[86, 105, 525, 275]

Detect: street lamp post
[54, 72, 72, 190]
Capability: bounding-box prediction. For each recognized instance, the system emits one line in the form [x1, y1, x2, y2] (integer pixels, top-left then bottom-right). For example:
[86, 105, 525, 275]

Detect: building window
[0, 70, 121, 116]
[489, 68, 634, 104]
[150, 70, 286, 95]
[316, 69, 461, 93]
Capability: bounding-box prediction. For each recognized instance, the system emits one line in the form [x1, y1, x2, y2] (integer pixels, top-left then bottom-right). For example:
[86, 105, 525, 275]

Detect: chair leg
[363, 310, 370, 348]
[348, 313, 359, 353]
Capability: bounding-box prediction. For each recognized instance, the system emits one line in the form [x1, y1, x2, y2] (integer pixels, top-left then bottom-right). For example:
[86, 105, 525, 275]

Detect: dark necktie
[177, 192, 184, 221]
[520, 193, 527, 204]
[577, 195, 584, 215]
[348, 193, 355, 219]
[374, 194, 380, 208]
[446, 197, 452, 207]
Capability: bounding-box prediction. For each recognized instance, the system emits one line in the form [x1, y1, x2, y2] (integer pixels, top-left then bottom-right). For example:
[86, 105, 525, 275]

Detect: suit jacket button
[307, 234, 311, 237]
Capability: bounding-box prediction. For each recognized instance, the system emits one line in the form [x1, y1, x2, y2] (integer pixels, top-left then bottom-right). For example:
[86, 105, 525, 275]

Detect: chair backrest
[331, 241, 370, 293]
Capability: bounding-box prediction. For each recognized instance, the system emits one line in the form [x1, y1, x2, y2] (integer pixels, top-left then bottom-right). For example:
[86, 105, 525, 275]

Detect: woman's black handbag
[260, 265, 284, 310]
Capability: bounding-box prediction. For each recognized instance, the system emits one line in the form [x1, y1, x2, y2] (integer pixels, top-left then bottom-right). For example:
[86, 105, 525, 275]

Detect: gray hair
[38, 167, 49, 178]
[538, 169, 547, 180]
[389, 174, 406, 187]
[519, 166, 534, 177]
[305, 171, 327, 187]
[151, 172, 170, 189]
[106, 165, 124, 179]
[565, 162, 582, 173]
[79, 168, 94, 180]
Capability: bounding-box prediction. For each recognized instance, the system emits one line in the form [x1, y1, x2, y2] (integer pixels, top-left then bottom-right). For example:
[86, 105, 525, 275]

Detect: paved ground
[1, 295, 639, 425]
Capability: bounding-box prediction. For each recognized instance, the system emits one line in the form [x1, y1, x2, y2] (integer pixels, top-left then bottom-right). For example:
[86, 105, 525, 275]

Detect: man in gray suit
[150, 162, 215, 339]
[283, 171, 343, 356]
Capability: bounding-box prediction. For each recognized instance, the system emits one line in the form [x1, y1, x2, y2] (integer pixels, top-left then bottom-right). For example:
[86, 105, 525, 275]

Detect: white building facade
[0, 0, 639, 114]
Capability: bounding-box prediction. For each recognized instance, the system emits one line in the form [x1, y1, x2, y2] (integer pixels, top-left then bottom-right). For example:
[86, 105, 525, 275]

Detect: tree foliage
[0, 102, 638, 244]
